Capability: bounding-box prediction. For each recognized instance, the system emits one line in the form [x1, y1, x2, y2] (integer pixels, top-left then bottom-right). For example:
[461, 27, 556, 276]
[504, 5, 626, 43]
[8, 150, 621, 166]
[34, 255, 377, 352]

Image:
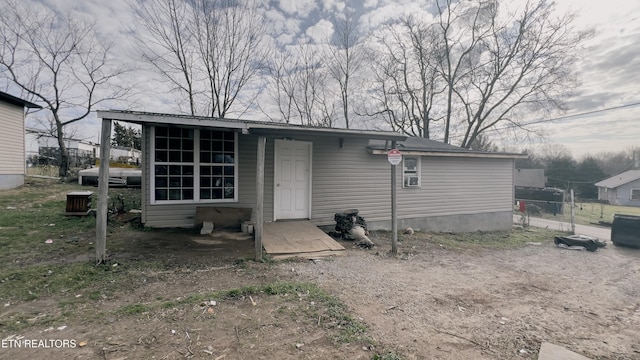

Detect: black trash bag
[334, 209, 367, 240]
[554, 235, 606, 252]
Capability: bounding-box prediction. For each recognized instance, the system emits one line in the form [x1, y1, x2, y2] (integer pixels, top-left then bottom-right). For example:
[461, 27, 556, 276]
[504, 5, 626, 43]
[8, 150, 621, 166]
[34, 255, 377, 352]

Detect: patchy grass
[371, 227, 563, 253]
[519, 202, 640, 226]
[1, 180, 371, 351]
[0, 178, 141, 266]
[110, 281, 370, 346]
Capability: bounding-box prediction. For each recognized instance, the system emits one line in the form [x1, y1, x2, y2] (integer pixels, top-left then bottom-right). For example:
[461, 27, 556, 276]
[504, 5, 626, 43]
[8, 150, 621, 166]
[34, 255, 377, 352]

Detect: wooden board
[263, 220, 345, 255]
[538, 343, 591, 360]
[270, 250, 347, 260]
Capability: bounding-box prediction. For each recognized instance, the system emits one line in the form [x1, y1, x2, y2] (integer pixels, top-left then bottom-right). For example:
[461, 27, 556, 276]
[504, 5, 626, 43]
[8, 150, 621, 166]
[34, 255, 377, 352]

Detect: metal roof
[0, 91, 41, 109]
[97, 110, 407, 141]
[368, 137, 526, 158]
[594, 170, 640, 188]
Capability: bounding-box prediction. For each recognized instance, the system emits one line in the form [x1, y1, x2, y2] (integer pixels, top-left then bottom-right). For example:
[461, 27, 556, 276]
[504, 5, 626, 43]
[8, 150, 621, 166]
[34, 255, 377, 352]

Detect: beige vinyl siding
[311, 137, 391, 224]
[310, 138, 514, 226]
[141, 126, 514, 229]
[0, 101, 25, 175]
[142, 128, 272, 228]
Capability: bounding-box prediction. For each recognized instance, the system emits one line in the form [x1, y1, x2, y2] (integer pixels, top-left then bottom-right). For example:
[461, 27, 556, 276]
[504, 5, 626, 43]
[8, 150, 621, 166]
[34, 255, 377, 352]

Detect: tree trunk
[56, 121, 69, 177]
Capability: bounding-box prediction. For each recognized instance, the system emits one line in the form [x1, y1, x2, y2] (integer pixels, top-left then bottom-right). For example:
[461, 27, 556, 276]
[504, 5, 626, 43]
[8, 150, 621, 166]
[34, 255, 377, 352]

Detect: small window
[403, 156, 421, 188]
[631, 189, 640, 201]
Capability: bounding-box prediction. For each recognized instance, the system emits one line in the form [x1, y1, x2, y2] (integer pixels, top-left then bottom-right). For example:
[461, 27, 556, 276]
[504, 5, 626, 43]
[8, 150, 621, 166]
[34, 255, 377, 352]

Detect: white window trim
[631, 188, 640, 201]
[402, 156, 421, 188]
[150, 126, 238, 205]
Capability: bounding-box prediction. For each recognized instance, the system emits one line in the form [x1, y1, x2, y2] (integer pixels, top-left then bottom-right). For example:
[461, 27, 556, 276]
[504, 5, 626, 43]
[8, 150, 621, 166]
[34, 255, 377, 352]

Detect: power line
[519, 101, 640, 127]
[446, 101, 640, 140]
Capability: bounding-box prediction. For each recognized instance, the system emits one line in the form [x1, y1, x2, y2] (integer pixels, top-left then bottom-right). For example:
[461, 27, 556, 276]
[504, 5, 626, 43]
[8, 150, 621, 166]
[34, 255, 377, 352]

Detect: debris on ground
[333, 209, 374, 248]
[554, 235, 606, 252]
[350, 225, 375, 249]
[334, 209, 367, 239]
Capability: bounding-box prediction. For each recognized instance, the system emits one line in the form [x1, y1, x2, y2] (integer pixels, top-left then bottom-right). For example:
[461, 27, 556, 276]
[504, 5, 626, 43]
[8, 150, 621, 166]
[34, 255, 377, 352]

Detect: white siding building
[0, 92, 40, 189]
[97, 110, 523, 233]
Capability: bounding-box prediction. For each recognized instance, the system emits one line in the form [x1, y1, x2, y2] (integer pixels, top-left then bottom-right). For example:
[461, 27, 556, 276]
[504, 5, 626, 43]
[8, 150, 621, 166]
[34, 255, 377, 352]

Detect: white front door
[274, 140, 311, 220]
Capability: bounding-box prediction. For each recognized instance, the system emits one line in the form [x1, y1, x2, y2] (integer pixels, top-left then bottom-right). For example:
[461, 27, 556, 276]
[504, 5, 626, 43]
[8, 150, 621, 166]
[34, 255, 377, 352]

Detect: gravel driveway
[278, 233, 640, 359]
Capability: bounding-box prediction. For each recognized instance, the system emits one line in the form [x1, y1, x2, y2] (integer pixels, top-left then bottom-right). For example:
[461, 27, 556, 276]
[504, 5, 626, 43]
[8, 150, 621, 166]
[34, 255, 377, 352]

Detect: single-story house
[96, 110, 522, 231]
[0, 91, 40, 190]
[595, 170, 640, 207]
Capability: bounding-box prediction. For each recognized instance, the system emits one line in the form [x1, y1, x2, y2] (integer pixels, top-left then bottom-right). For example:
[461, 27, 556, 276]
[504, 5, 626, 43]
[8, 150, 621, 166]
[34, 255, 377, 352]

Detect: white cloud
[364, 0, 378, 8]
[305, 19, 334, 43]
[278, 0, 317, 17]
[321, 0, 345, 12]
[359, 2, 434, 32]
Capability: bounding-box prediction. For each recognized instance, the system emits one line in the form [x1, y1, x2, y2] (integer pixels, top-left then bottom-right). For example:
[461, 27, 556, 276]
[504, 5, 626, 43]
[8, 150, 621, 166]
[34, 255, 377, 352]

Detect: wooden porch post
[96, 119, 112, 264]
[391, 140, 398, 255]
[255, 136, 266, 261]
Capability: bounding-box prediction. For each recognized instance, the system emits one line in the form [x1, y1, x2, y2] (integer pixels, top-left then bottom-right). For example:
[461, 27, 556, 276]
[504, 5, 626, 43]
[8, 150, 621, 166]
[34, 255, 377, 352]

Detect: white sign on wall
[387, 149, 402, 165]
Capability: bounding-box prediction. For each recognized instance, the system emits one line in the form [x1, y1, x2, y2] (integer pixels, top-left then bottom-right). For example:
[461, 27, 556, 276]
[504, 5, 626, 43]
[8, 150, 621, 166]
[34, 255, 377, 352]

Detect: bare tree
[130, 0, 197, 115]
[131, 0, 269, 118]
[368, 16, 443, 137]
[594, 147, 640, 176]
[367, 0, 591, 148]
[435, 0, 494, 144]
[447, 0, 592, 148]
[264, 50, 298, 124]
[325, 8, 367, 129]
[264, 44, 334, 127]
[0, 1, 128, 176]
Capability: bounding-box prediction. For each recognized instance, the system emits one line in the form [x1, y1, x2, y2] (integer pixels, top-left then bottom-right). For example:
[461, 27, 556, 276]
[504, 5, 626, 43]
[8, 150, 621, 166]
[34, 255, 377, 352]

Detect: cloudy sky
[8, 0, 640, 158]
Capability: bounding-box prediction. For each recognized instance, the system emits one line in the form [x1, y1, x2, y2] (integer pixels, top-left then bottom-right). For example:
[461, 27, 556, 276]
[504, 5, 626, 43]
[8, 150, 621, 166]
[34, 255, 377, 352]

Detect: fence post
[570, 189, 575, 235]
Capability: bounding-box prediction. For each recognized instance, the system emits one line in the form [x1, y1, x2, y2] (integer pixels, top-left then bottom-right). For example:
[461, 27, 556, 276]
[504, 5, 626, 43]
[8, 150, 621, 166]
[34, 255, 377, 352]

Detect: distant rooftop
[595, 170, 640, 188]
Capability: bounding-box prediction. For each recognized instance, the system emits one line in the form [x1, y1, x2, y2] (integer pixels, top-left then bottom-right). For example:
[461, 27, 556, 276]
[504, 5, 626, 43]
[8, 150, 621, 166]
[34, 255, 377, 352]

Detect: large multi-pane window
[152, 126, 237, 203]
[199, 129, 235, 200]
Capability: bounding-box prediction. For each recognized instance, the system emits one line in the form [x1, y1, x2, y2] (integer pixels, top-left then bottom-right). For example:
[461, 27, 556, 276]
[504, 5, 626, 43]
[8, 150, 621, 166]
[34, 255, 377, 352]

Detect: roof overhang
[97, 110, 247, 130]
[0, 92, 41, 109]
[247, 126, 406, 141]
[97, 110, 407, 141]
[369, 148, 527, 159]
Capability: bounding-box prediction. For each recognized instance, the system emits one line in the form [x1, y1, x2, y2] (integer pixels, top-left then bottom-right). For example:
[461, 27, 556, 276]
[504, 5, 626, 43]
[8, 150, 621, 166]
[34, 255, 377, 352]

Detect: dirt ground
[2, 228, 639, 359]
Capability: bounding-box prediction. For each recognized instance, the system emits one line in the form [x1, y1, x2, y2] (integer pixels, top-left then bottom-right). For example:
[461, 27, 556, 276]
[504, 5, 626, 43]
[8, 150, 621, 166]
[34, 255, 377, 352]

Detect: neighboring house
[514, 168, 546, 189]
[26, 129, 99, 167]
[25, 129, 141, 167]
[0, 91, 40, 190]
[111, 146, 142, 165]
[595, 170, 640, 207]
[96, 110, 523, 233]
[512, 168, 564, 214]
